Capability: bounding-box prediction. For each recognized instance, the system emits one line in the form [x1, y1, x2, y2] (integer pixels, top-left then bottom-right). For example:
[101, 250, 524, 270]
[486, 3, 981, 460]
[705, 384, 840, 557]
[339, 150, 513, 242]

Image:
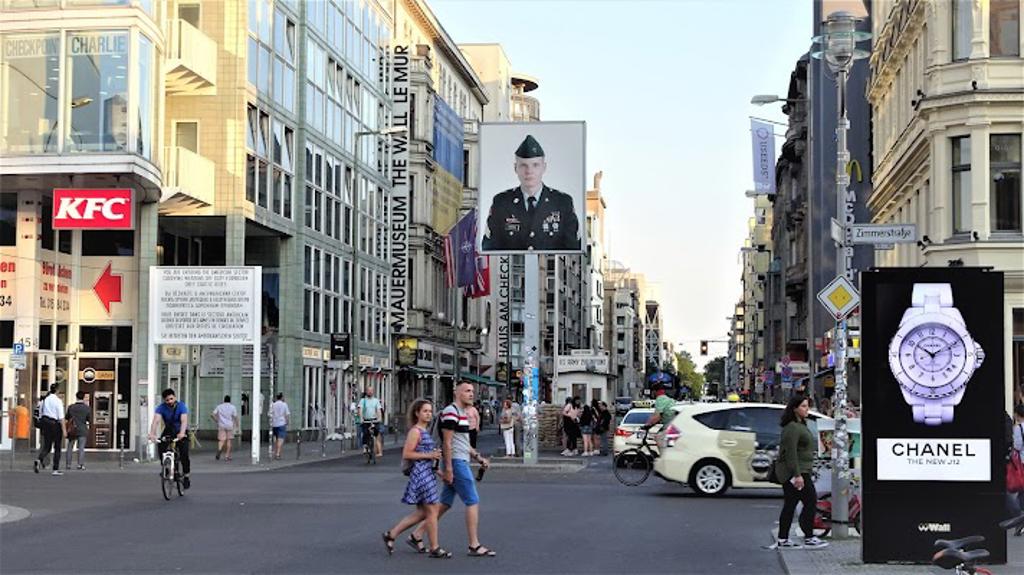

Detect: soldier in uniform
[482, 135, 580, 252]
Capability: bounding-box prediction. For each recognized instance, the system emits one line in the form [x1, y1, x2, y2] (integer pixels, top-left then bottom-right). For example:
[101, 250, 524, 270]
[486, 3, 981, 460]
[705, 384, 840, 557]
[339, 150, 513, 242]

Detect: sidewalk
[774, 530, 1024, 574]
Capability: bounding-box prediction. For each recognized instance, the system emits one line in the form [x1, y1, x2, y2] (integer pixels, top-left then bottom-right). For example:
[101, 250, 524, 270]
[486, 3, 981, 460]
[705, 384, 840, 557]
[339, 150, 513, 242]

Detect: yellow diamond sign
[817, 276, 861, 320]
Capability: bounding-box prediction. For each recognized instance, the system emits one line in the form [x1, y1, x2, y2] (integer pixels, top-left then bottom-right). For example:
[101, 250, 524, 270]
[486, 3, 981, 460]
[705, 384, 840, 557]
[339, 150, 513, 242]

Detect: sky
[432, 0, 814, 369]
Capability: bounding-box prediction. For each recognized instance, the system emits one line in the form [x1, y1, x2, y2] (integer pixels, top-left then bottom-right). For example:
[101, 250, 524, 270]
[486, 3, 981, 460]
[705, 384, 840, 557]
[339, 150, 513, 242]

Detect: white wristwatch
[887, 283, 984, 426]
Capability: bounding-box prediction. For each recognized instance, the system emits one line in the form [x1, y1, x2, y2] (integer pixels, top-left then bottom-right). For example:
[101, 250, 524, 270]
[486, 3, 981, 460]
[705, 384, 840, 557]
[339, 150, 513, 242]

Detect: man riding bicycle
[643, 383, 676, 433]
[148, 388, 191, 489]
[359, 386, 384, 458]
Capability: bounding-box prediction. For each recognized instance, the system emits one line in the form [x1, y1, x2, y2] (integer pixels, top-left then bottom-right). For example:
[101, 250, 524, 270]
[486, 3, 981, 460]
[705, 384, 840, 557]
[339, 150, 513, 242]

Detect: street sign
[11, 342, 25, 370]
[817, 275, 861, 320]
[330, 333, 351, 361]
[873, 243, 895, 250]
[830, 218, 844, 244]
[13, 343, 24, 356]
[848, 223, 917, 245]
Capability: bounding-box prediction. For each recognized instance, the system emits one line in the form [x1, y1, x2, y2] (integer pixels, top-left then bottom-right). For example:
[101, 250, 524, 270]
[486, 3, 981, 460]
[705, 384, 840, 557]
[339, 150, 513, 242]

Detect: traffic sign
[848, 223, 916, 245]
[817, 276, 861, 320]
[11, 342, 26, 370]
[13, 342, 25, 356]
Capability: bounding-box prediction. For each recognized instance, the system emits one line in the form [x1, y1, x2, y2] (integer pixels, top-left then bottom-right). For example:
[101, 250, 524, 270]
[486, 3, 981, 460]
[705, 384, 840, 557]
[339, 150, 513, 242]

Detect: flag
[449, 209, 478, 288]
[469, 255, 490, 298]
[443, 234, 455, 287]
[750, 118, 776, 195]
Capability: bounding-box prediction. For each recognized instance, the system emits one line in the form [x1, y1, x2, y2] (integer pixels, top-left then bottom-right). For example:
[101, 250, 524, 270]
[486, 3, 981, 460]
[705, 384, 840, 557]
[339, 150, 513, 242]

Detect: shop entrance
[77, 357, 132, 449]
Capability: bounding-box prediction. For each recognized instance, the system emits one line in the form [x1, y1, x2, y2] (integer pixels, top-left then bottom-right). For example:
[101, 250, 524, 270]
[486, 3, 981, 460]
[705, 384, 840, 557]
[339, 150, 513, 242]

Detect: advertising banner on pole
[861, 268, 1005, 564]
[750, 119, 776, 195]
[388, 44, 412, 335]
[477, 122, 585, 254]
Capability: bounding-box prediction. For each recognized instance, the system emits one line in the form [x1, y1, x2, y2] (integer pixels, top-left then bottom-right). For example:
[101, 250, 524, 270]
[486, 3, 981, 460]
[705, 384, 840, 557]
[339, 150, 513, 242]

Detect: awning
[400, 366, 439, 376]
[460, 373, 506, 388]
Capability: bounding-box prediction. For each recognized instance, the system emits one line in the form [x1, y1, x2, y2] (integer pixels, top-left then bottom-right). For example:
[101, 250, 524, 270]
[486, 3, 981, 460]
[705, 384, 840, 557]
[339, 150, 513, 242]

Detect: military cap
[515, 135, 545, 158]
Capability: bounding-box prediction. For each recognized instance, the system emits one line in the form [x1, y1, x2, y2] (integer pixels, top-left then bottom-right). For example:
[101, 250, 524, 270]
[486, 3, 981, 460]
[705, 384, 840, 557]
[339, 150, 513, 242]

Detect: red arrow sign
[93, 262, 122, 314]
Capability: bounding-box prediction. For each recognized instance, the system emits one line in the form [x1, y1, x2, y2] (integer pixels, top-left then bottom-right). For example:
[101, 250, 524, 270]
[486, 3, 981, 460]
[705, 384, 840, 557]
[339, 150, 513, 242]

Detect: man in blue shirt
[148, 388, 191, 488]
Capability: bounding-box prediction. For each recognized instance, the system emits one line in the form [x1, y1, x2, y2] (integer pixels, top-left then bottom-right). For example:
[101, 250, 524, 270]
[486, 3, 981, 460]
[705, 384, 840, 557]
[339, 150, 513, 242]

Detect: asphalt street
[0, 441, 786, 575]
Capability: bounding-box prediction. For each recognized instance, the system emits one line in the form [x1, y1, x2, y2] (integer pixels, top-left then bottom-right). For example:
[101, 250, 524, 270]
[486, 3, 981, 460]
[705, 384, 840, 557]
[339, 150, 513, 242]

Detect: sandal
[407, 533, 427, 553]
[381, 531, 395, 555]
[467, 544, 496, 557]
[428, 547, 452, 559]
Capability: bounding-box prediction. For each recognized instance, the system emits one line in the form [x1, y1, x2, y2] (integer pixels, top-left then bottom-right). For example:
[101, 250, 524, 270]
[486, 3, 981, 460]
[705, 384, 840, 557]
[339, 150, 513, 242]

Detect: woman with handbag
[382, 399, 450, 558]
[774, 395, 828, 549]
[1008, 404, 1024, 535]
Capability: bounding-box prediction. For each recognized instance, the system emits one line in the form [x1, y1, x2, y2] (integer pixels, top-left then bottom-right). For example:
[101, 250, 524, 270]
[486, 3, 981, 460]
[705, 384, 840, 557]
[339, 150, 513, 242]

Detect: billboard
[388, 44, 412, 335]
[477, 122, 585, 254]
[861, 268, 1005, 564]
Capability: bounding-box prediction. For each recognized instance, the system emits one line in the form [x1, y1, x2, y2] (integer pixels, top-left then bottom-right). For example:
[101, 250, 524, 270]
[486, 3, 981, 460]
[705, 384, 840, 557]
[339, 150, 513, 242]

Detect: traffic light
[700, 340, 709, 356]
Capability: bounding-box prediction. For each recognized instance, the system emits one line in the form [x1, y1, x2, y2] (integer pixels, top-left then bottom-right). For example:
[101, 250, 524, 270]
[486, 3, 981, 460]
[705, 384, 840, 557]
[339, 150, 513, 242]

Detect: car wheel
[689, 460, 730, 496]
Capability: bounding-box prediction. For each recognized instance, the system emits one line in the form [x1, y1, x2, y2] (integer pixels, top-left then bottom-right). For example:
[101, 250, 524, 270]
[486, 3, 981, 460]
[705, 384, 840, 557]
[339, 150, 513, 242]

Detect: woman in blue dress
[382, 399, 450, 558]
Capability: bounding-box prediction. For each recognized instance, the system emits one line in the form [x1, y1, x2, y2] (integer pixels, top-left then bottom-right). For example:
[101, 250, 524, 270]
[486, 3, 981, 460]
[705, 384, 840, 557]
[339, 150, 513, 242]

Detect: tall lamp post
[811, 11, 871, 539]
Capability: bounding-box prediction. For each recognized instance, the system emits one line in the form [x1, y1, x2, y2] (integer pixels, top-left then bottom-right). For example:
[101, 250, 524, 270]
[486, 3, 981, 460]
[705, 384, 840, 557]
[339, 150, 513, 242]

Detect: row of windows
[246, 103, 295, 218]
[952, 0, 1020, 60]
[951, 134, 1022, 234]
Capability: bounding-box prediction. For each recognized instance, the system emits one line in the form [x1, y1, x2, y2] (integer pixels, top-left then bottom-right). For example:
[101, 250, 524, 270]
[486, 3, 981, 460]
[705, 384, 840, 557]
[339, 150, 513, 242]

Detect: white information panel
[153, 267, 260, 344]
[877, 438, 990, 482]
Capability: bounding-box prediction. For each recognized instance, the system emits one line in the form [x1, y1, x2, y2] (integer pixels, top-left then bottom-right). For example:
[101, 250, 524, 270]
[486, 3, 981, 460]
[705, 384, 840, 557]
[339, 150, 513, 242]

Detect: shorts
[272, 426, 287, 439]
[580, 424, 593, 435]
[218, 428, 234, 441]
[440, 459, 479, 507]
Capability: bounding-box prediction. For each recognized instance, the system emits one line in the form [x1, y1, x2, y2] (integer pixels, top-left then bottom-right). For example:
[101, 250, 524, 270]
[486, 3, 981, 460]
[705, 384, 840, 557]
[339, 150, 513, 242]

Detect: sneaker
[182, 476, 191, 489]
[776, 539, 802, 549]
[560, 449, 570, 456]
[51, 470, 63, 476]
[803, 537, 829, 549]
[215, 450, 221, 460]
[34, 460, 40, 474]
[77, 465, 86, 470]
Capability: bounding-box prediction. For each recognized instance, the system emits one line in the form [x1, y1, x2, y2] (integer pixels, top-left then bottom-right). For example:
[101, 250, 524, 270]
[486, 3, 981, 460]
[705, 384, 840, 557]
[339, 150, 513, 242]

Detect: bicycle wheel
[614, 449, 652, 486]
[161, 460, 174, 501]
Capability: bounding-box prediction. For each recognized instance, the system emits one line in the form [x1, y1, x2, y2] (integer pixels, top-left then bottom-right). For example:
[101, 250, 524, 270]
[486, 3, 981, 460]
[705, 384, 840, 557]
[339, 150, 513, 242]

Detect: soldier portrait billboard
[478, 122, 585, 254]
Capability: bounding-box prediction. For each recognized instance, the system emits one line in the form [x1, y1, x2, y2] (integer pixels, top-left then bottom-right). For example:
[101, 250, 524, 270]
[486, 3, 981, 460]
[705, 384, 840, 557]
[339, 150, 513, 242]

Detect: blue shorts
[440, 459, 479, 507]
[272, 426, 287, 439]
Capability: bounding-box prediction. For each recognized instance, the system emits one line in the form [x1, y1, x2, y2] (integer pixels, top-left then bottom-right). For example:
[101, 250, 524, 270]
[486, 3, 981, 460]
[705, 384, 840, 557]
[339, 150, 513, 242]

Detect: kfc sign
[52, 189, 134, 229]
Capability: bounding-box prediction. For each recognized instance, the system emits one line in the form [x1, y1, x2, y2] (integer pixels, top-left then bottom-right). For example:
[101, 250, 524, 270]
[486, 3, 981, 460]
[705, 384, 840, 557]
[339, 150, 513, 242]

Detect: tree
[702, 356, 726, 390]
[675, 351, 705, 399]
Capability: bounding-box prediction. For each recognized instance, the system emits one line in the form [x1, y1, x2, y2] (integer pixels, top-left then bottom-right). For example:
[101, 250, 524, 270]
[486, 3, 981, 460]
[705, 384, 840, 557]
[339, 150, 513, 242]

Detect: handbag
[401, 458, 414, 477]
[66, 419, 78, 439]
[767, 458, 783, 485]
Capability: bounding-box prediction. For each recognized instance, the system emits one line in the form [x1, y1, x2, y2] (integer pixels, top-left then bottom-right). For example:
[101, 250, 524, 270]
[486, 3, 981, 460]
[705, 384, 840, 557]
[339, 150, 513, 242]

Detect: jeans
[502, 428, 515, 455]
[66, 435, 86, 468]
[778, 473, 817, 540]
[36, 418, 63, 471]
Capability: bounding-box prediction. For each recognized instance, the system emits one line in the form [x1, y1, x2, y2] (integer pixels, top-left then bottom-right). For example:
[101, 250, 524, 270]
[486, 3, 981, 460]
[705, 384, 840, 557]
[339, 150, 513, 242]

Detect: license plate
[633, 431, 645, 438]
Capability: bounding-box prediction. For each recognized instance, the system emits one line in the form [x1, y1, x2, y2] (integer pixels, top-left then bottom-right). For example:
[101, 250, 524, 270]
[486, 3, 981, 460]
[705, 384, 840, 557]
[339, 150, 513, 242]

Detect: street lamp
[749, 94, 807, 106]
[811, 10, 870, 540]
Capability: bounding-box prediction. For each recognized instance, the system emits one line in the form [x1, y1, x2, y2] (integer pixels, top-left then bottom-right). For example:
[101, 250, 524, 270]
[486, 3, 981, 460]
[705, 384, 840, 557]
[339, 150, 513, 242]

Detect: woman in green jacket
[774, 395, 828, 549]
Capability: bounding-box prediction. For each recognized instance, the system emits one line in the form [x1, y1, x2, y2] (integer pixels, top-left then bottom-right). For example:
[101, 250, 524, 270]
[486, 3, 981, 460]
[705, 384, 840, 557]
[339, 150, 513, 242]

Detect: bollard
[268, 428, 274, 462]
[296, 430, 301, 460]
[320, 427, 326, 458]
[119, 429, 126, 469]
[8, 409, 15, 471]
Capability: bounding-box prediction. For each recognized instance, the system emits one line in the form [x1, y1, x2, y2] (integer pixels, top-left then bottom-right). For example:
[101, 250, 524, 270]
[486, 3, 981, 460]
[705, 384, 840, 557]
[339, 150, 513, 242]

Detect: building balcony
[511, 94, 540, 122]
[160, 146, 214, 213]
[165, 19, 217, 96]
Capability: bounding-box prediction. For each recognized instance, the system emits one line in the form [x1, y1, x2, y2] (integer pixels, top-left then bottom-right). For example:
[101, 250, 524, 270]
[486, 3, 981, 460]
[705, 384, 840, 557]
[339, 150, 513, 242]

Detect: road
[0, 445, 785, 574]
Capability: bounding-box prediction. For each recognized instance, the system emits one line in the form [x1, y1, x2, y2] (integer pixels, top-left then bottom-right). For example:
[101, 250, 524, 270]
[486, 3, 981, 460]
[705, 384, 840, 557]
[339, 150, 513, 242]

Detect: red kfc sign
[52, 189, 134, 230]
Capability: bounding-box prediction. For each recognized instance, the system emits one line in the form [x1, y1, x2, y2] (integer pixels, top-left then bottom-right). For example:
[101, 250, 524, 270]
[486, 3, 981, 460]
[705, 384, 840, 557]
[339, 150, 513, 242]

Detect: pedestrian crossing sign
[817, 276, 860, 320]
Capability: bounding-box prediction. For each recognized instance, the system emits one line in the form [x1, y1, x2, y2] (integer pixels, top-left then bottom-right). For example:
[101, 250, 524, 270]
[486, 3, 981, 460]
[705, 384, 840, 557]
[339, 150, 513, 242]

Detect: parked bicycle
[809, 458, 861, 536]
[931, 512, 1024, 575]
[614, 428, 658, 486]
[155, 436, 185, 501]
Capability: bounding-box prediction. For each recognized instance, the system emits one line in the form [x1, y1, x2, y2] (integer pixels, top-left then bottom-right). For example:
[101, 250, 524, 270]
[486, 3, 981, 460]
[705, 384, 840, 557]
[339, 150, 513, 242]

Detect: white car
[652, 402, 828, 496]
[612, 408, 658, 456]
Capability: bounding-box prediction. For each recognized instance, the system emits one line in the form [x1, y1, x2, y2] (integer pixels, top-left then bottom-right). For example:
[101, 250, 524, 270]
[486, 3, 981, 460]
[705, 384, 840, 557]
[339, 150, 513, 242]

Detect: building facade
[740, 195, 773, 398]
[867, 0, 1023, 407]
[604, 262, 647, 397]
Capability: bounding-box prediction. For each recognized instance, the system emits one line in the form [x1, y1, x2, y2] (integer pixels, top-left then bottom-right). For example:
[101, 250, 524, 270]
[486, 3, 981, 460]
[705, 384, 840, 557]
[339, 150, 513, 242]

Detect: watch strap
[912, 402, 954, 426]
[911, 283, 953, 311]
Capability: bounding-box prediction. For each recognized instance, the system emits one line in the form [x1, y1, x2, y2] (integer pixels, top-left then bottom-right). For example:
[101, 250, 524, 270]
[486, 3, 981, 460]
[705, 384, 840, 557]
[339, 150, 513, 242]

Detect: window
[0, 321, 13, 349]
[1, 33, 60, 153]
[693, 410, 731, 431]
[0, 193, 17, 246]
[136, 34, 155, 160]
[952, 0, 972, 61]
[991, 134, 1022, 233]
[40, 195, 54, 251]
[81, 230, 134, 256]
[952, 136, 971, 234]
[66, 31, 130, 152]
[990, 0, 1020, 57]
[79, 325, 132, 353]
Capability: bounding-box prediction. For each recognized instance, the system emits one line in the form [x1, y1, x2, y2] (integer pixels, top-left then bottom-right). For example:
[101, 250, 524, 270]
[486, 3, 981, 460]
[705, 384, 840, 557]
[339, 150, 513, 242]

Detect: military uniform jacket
[482, 186, 580, 252]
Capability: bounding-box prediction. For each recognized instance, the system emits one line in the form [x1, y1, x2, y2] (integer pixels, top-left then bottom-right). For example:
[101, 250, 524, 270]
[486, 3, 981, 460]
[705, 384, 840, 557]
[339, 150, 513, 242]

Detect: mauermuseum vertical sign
[389, 44, 410, 334]
[861, 268, 1005, 564]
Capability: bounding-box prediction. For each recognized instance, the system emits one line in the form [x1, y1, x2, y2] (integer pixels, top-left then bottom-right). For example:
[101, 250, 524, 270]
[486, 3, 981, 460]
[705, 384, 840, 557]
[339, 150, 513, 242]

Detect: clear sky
[432, 0, 813, 368]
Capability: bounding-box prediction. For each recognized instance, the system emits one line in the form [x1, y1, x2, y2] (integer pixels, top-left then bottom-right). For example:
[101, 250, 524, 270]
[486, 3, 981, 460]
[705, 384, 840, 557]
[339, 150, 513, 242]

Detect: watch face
[896, 323, 968, 388]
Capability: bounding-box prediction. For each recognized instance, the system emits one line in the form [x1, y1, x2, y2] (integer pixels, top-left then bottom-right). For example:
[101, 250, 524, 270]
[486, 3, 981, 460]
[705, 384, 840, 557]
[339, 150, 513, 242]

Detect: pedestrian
[511, 399, 523, 456]
[211, 395, 239, 461]
[358, 386, 385, 458]
[411, 382, 496, 557]
[560, 397, 574, 456]
[466, 399, 480, 450]
[594, 401, 612, 456]
[499, 399, 515, 457]
[148, 388, 192, 489]
[773, 395, 828, 549]
[381, 399, 450, 559]
[35, 384, 65, 476]
[64, 391, 91, 470]
[269, 392, 290, 460]
[1008, 404, 1024, 534]
[579, 400, 594, 456]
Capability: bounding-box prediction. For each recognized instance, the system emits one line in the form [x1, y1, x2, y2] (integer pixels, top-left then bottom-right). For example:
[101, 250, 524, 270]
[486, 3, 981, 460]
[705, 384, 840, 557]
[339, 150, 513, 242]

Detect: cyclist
[359, 385, 385, 458]
[148, 388, 191, 489]
[643, 382, 676, 432]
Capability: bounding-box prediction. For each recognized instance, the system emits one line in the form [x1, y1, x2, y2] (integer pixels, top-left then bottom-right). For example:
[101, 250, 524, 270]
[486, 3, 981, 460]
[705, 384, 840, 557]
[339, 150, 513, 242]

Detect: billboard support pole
[523, 254, 540, 466]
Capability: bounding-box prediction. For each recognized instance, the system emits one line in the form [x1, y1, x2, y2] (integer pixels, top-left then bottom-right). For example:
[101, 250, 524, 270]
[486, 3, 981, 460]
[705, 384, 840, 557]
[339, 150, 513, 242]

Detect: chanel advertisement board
[861, 268, 1005, 564]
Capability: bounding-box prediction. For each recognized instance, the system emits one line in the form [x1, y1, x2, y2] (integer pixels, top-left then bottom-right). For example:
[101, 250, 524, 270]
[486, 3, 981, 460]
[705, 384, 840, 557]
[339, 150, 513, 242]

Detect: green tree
[702, 356, 726, 390]
[675, 351, 705, 399]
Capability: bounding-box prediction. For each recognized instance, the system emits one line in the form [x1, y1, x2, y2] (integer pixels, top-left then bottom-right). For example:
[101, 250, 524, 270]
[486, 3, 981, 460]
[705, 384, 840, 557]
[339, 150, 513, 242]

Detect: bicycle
[362, 421, 378, 465]
[808, 458, 861, 537]
[931, 512, 1024, 574]
[613, 428, 658, 486]
[155, 437, 185, 501]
